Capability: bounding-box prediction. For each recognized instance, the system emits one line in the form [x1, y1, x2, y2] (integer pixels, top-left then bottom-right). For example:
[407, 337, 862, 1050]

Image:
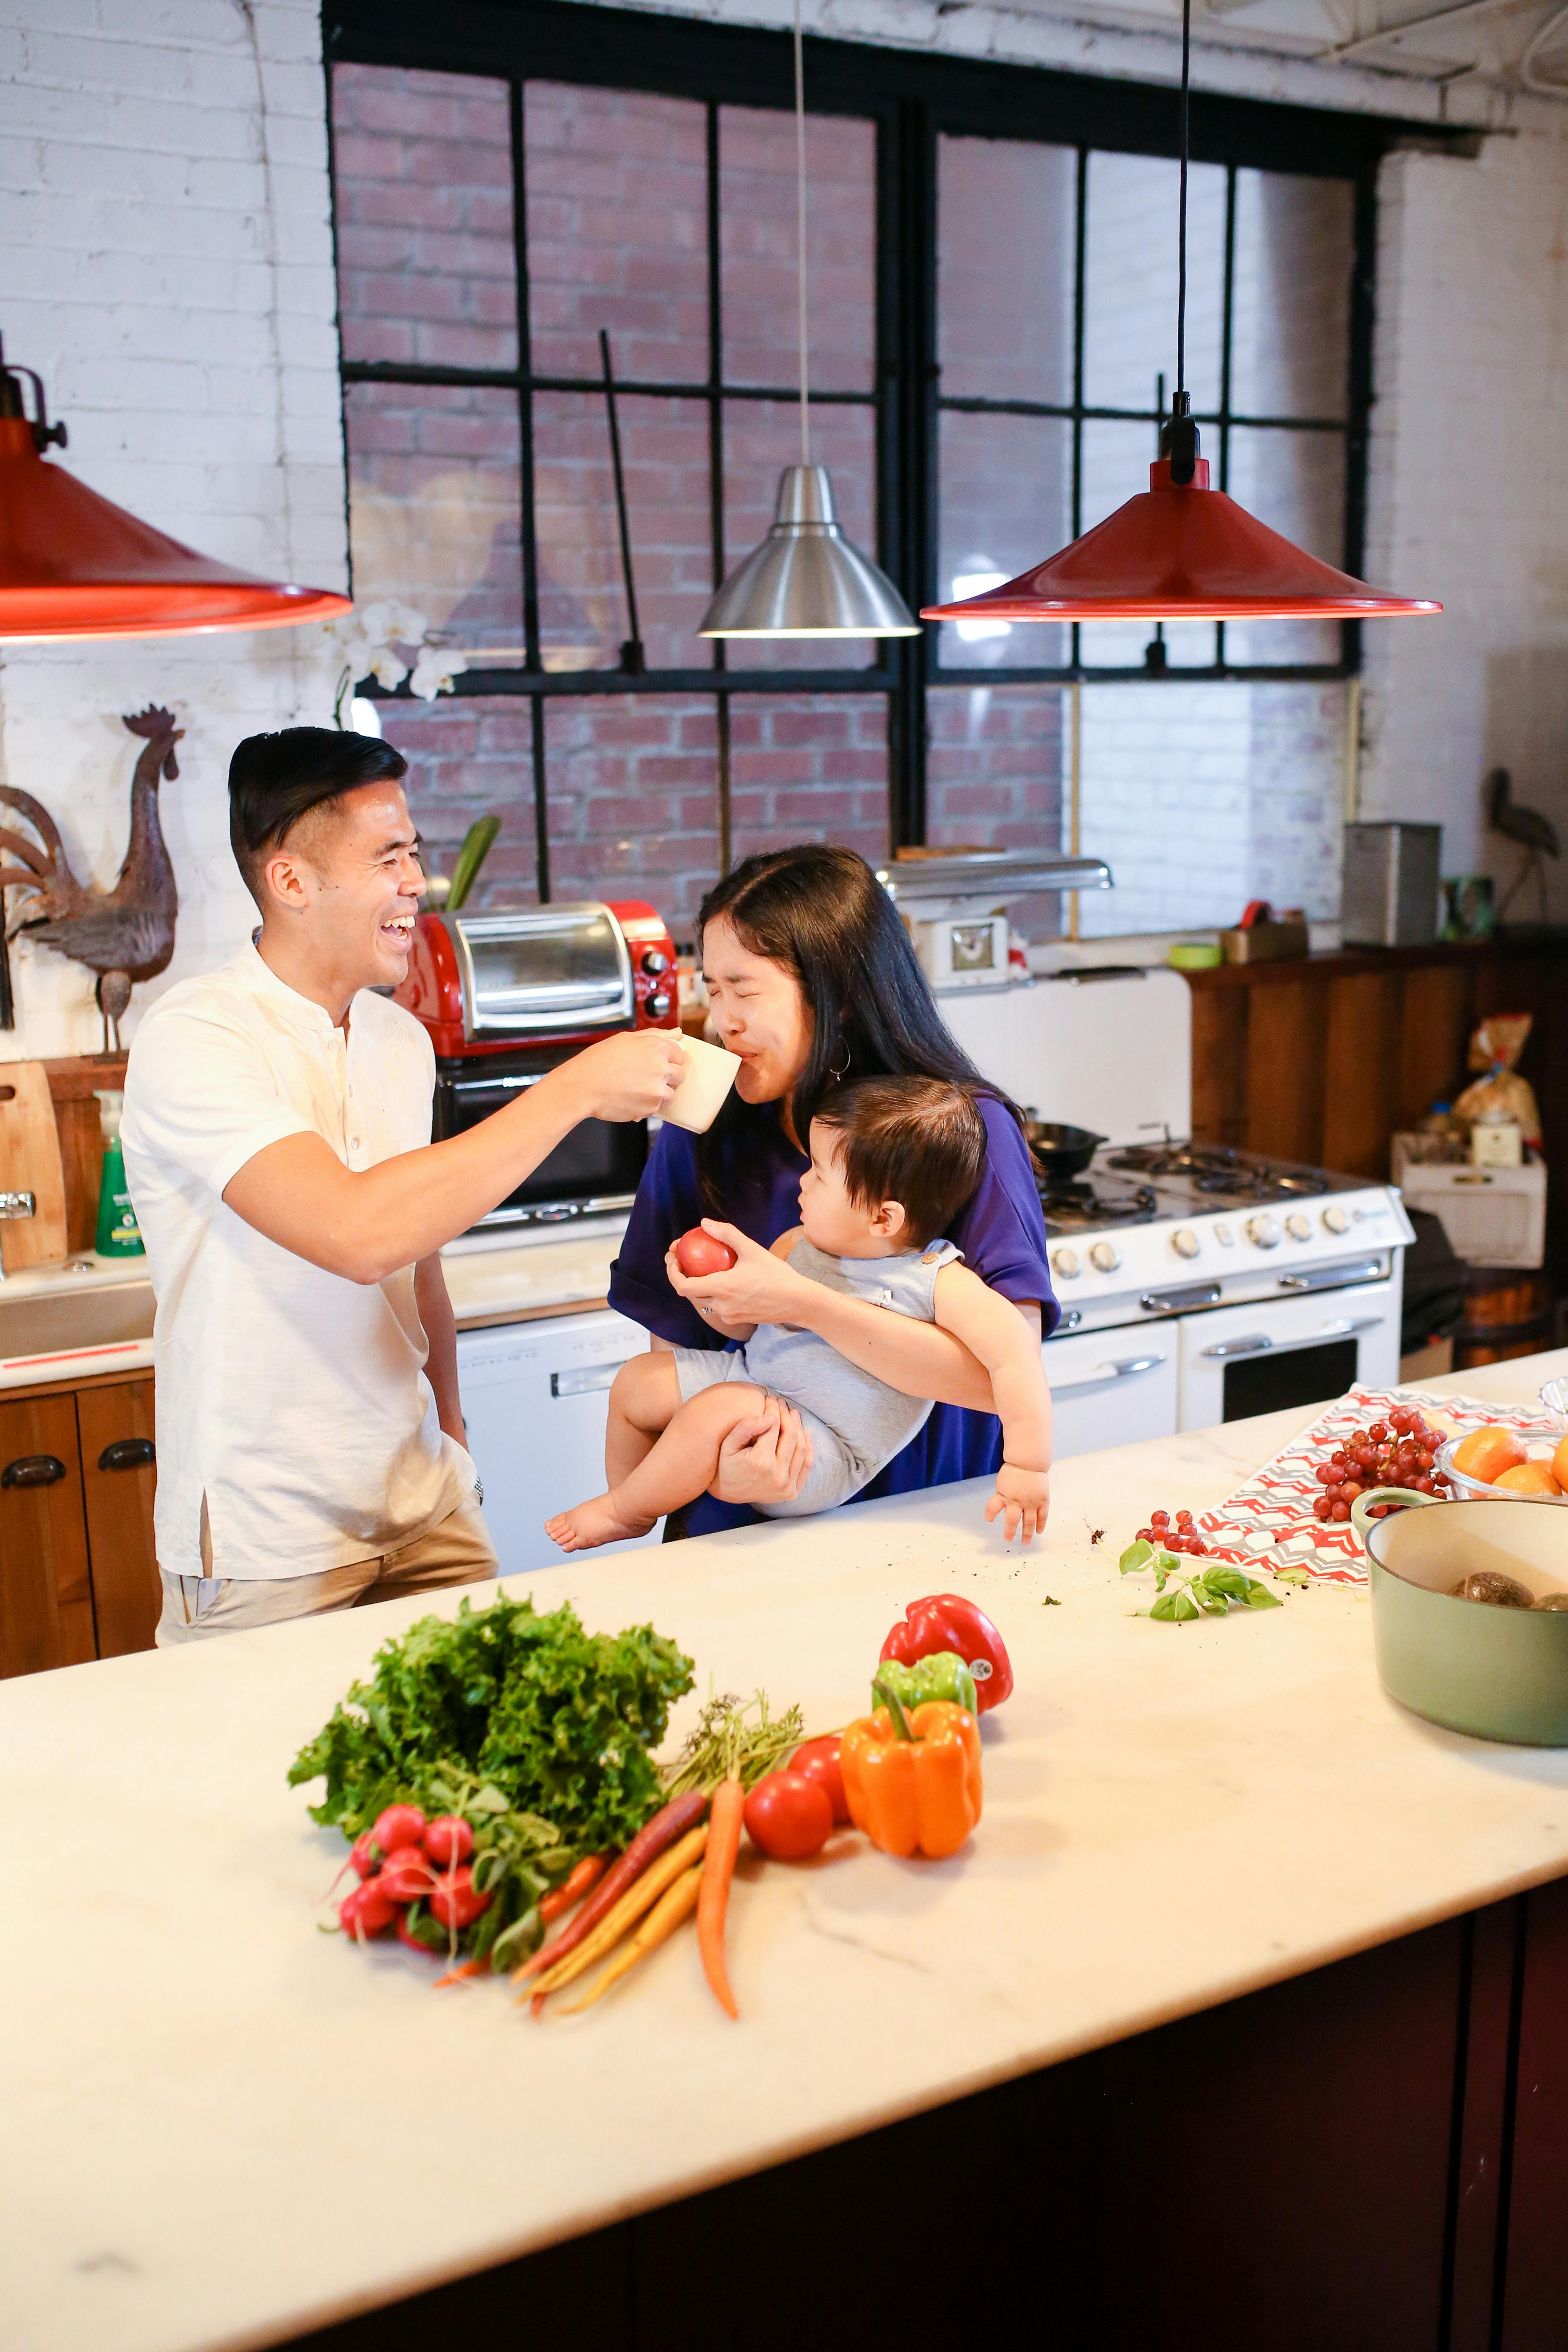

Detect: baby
[545, 1076, 1053, 1553]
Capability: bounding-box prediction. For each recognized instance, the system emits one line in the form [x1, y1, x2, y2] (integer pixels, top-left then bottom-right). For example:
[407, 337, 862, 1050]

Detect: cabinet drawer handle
[99, 1438, 155, 1471]
[2, 1453, 66, 1488]
[551, 1360, 630, 1398]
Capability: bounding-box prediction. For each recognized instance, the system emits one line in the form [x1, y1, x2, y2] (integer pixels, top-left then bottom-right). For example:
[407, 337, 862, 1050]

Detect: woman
[608, 844, 1058, 1535]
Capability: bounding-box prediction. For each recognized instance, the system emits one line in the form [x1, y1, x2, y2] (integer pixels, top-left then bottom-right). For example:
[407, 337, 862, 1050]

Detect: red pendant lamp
[0, 341, 350, 641]
[922, 0, 1439, 631]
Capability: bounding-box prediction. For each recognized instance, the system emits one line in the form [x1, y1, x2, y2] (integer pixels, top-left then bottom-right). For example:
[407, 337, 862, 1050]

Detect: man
[123, 728, 684, 1642]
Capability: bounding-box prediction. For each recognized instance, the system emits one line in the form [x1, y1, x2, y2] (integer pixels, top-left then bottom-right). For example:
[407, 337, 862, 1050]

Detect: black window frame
[324, 0, 1465, 870]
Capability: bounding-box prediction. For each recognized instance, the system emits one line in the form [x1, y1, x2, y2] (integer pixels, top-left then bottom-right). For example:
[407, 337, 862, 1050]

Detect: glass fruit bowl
[1435, 1431, 1568, 1506]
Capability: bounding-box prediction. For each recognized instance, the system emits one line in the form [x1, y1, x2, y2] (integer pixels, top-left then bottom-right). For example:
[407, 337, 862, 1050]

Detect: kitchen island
[7, 1354, 1568, 2352]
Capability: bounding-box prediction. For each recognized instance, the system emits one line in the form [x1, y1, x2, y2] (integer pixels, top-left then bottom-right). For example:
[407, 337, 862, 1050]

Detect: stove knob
[1322, 1205, 1350, 1236]
[1246, 1214, 1281, 1250]
[1285, 1213, 1312, 1242]
[1213, 1222, 1234, 1248]
[1089, 1240, 1122, 1274]
[641, 950, 670, 975]
[645, 992, 672, 1017]
[1050, 1246, 1080, 1281]
[1171, 1228, 1201, 1260]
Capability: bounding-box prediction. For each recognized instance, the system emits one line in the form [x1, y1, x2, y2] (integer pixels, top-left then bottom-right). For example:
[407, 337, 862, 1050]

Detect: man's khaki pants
[155, 1498, 500, 1645]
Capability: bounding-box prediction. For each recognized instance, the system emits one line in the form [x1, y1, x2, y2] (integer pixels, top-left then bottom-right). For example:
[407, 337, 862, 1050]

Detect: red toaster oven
[394, 901, 679, 1233]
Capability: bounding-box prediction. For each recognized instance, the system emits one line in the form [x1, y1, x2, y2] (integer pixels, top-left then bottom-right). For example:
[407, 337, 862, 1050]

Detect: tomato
[340, 1881, 397, 1938]
[744, 1771, 833, 1860]
[676, 1225, 738, 1277]
[422, 1815, 475, 1868]
[377, 1844, 436, 1903]
[371, 1803, 426, 1854]
[789, 1736, 850, 1825]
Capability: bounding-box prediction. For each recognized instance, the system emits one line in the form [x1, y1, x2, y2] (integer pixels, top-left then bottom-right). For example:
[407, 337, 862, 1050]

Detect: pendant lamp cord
[1177, 0, 1189, 401]
[794, 0, 811, 469]
[1165, 0, 1199, 484]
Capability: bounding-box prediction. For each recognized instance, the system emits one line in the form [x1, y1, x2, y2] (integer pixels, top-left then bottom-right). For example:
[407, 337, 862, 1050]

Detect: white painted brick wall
[1362, 135, 1568, 923]
[0, 0, 346, 1059]
[5, 0, 1568, 1028]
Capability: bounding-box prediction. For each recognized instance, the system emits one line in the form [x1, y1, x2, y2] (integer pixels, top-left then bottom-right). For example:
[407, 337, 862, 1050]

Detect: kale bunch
[288, 1591, 694, 1855]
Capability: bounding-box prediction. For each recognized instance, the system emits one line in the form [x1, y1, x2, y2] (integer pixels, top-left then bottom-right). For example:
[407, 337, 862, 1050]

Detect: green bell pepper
[873, 1649, 978, 1716]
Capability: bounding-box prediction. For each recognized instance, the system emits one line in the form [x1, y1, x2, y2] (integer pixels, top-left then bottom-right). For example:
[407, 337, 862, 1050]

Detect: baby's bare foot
[545, 1493, 656, 1552]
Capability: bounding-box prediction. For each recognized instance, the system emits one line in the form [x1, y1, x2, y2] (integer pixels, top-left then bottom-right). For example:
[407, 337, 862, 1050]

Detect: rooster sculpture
[0, 705, 180, 1049]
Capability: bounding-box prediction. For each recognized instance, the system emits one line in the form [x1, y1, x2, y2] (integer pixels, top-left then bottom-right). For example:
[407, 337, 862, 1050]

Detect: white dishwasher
[455, 1308, 662, 1577]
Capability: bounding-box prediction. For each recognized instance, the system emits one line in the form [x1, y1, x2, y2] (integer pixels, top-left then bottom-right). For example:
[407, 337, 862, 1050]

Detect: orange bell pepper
[840, 1679, 982, 1860]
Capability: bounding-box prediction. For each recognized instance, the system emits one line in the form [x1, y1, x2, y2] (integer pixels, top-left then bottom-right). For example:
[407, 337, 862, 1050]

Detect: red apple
[676, 1226, 738, 1277]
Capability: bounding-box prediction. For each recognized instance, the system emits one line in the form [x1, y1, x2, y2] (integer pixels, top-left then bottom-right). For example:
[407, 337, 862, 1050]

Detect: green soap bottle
[93, 1090, 144, 1258]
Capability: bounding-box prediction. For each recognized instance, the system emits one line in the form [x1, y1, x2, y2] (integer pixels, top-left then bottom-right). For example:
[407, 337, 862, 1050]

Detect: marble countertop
[440, 1217, 628, 1329]
[6, 1350, 1568, 2352]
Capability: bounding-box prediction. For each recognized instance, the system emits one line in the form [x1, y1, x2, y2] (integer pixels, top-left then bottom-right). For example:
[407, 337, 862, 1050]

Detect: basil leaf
[1244, 1579, 1284, 1609]
[1120, 1538, 1156, 1575]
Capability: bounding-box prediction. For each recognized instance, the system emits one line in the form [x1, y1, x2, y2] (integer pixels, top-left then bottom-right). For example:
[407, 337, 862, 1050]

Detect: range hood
[877, 849, 1112, 919]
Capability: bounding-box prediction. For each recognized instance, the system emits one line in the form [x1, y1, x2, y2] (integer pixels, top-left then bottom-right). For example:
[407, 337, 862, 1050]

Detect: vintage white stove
[937, 964, 1414, 1458]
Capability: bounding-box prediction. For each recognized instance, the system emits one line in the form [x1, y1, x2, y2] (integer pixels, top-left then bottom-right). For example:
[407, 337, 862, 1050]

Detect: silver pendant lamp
[698, 0, 918, 641]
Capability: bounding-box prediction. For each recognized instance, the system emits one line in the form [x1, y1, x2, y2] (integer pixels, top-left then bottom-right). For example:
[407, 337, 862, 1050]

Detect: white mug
[660, 1033, 742, 1133]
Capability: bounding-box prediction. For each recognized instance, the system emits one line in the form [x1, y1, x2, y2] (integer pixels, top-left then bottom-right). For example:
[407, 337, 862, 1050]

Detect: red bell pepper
[879, 1594, 1013, 1713]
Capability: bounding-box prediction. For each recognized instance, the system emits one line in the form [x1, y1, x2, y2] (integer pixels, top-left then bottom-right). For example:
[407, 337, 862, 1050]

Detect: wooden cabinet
[77, 1379, 158, 1658]
[1185, 931, 1568, 1253]
[0, 1390, 96, 1677]
[0, 1369, 158, 1680]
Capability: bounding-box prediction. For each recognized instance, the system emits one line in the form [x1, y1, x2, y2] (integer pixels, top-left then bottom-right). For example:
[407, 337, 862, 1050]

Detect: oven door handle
[1276, 1259, 1384, 1293]
[449, 1072, 546, 1099]
[1201, 1314, 1387, 1360]
[1051, 1350, 1167, 1398]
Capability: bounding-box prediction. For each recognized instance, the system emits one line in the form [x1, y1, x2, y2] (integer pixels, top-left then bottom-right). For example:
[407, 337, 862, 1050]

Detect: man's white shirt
[123, 939, 475, 1580]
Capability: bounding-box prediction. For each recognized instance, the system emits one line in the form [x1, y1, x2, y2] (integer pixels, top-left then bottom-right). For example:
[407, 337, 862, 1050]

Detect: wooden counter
[1185, 930, 1568, 1248]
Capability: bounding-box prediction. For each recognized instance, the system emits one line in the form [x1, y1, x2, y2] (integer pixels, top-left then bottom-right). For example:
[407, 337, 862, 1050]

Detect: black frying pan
[1025, 1120, 1106, 1182]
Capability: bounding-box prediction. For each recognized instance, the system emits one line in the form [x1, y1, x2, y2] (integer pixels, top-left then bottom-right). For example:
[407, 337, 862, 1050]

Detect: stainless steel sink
[0, 1280, 155, 1360]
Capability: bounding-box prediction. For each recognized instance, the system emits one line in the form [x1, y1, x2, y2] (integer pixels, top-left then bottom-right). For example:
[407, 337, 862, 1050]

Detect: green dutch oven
[1353, 1487, 1568, 1745]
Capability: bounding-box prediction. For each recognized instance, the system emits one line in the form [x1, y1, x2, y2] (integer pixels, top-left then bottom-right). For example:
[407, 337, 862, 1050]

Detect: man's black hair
[228, 727, 408, 907]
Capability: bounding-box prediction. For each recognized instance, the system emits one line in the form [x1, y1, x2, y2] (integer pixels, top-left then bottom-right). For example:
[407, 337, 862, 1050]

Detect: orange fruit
[1494, 1460, 1563, 1497]
[1554, 1434, 1568, 1490]
[1453, 1425, 1529, 1484]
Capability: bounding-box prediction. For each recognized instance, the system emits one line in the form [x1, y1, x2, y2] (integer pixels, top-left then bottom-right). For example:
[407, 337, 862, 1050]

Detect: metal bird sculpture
[0, 705, 180, 1049]
[1486, 767, 1561, 924]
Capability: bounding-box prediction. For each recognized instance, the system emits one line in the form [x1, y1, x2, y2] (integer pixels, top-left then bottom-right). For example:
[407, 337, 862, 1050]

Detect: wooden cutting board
[0, 1061, 69, 1271]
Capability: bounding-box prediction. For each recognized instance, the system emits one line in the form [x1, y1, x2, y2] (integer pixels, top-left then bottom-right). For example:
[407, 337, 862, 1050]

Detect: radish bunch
[337, 1804, 489, 1949]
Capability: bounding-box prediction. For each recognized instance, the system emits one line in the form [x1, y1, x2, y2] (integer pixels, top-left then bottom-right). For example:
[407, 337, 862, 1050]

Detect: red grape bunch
[1132, 1506, 1209, 1555]
[1309, 1406, 1453, 1526]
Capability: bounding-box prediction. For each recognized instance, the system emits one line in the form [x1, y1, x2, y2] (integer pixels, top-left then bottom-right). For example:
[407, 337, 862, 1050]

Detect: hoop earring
[830, 1040, 851, 1081]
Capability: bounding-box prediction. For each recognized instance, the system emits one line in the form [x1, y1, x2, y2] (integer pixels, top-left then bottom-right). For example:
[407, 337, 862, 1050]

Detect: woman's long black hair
[693, 843, 1022, 1206]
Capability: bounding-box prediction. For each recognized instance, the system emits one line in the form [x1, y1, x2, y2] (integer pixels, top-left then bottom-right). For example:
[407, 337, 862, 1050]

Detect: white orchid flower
[369, 647, 409, 690]
[387, 602, 430, 645]
[358, 600, 398, 648]
[409, 647, 468, 701]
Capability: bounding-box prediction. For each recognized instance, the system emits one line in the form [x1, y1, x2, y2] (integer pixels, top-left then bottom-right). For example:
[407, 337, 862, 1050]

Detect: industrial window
[325, 2, 1420, 937]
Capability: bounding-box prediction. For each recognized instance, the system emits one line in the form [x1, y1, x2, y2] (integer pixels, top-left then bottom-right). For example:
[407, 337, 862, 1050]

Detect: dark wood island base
[290, 1877, 1568, 2352]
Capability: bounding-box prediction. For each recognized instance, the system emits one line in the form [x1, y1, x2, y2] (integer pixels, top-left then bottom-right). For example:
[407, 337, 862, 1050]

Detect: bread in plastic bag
[1452, 1012, 1543, 1148]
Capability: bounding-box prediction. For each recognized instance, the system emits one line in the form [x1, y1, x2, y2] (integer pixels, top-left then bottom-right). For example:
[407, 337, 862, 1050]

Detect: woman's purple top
[607, 1093, 1058, 1538]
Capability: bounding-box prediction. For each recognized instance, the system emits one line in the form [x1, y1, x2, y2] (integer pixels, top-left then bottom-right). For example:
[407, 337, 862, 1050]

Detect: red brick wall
[330, 62, 1067, 931]
[332, 67, 517, 369]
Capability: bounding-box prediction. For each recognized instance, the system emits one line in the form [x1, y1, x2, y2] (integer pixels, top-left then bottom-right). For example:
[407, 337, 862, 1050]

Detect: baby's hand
[985, 1462, 1051, 1545]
